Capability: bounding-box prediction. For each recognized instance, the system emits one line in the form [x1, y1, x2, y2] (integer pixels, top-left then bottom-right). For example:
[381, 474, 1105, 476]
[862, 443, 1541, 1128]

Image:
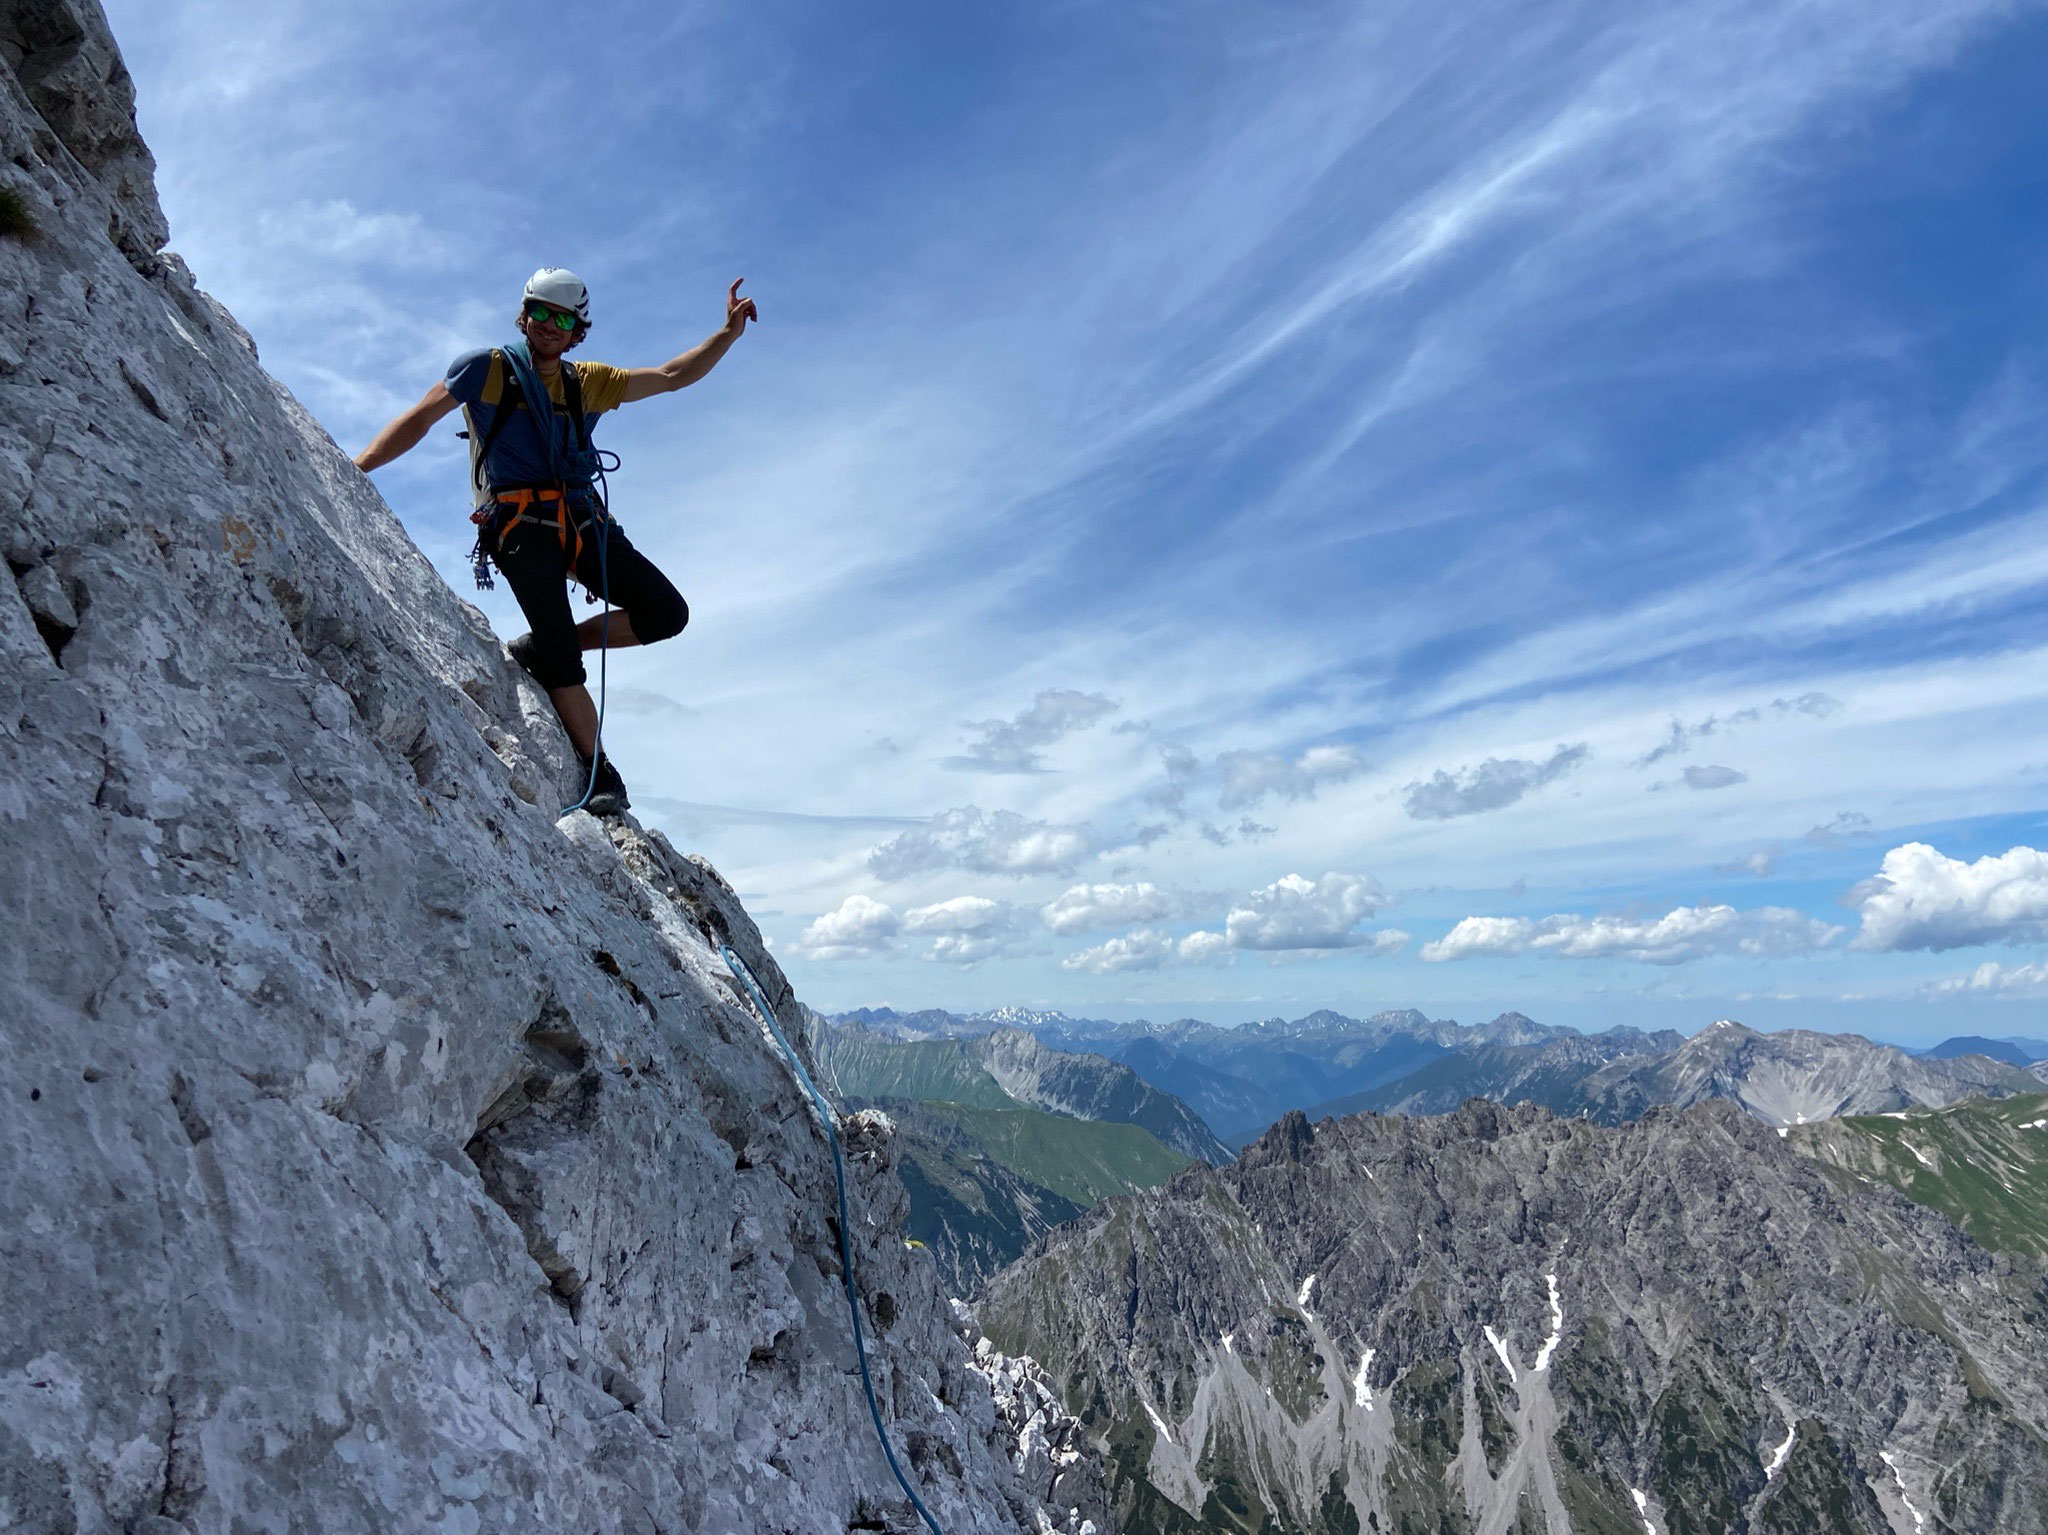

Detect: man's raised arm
[356, 382, 462, 473]
[619, 279, 759, 404]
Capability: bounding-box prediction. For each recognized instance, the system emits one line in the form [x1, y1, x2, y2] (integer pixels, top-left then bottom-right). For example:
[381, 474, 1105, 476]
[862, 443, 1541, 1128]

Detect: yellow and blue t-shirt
[445, 348, 631, 502]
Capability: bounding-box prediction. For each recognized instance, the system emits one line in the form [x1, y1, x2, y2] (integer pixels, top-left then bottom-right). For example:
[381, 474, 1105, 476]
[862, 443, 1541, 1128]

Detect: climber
[354, 267, 758, 816]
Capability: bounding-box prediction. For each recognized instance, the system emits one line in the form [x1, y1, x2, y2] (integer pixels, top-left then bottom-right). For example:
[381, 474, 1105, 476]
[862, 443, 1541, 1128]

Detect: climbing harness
[718, 944, 948, 1535]
[457, 341, 623, 817]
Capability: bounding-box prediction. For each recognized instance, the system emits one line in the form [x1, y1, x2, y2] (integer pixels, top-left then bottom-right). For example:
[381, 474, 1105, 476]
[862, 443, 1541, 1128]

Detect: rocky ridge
[977, 1101, 2048, 1534]
[0, 7, 1104, 1531]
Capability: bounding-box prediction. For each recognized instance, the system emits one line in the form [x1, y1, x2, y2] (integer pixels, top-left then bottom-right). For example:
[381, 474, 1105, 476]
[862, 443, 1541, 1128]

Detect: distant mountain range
[835, 1005, 2046, 1145]
[839, 1005, 1569, 1143]
[1320, 1018, 2046, 1127]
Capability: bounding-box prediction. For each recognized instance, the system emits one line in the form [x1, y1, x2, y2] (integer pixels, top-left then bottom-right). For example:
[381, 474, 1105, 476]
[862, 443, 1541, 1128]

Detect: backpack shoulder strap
[473, 348, 522, 464]
[561, 361, 594, 455]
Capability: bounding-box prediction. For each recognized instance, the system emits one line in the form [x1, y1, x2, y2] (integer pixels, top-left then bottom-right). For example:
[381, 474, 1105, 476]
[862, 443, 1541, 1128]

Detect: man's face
[519, 302, 580, 358]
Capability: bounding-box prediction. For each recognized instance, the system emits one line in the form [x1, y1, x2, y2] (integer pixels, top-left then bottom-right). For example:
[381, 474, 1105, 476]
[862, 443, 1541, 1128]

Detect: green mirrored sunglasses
[524, 301, 579, 332]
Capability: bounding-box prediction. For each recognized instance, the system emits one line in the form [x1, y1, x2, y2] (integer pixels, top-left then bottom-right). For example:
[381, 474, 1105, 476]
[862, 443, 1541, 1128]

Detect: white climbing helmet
[520, 267, 591, 331]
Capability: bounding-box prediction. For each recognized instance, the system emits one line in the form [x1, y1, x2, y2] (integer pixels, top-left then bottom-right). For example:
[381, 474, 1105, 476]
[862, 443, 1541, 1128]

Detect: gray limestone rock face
[1, 0, 167, 265]
[977, 1102, 2048, 1535]
[0, 6, 1105, 1532]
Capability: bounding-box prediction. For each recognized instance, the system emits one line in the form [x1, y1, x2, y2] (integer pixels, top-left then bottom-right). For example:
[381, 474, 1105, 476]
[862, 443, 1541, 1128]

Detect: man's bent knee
[634, 594, 689, 646]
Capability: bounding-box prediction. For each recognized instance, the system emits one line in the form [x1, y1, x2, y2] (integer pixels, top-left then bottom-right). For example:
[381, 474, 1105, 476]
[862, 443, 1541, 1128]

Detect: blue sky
[107, 0, 2048, 1043]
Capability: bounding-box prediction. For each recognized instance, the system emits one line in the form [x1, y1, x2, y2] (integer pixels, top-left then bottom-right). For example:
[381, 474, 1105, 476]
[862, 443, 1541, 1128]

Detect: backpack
[463, 342, 597, 509]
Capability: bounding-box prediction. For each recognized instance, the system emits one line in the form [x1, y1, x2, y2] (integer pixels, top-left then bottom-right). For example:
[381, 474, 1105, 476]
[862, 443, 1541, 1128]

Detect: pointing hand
[726, 278, 759, 336]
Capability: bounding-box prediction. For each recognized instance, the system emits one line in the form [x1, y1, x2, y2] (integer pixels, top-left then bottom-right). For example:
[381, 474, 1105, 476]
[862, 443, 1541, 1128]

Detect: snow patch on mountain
[1532, 1272, 1564, 1372]
[1764, 1420, 1797, 1479]
[1882, 1450, 1927, 1533]
[1483, 1326, 1519, 1384]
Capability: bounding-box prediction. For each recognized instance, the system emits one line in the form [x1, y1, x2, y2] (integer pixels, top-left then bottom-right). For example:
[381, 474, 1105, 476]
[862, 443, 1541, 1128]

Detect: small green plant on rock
[0, 182, 37, 241]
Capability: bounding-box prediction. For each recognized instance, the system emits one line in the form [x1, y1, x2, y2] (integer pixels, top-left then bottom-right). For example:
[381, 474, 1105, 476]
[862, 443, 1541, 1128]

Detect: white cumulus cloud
[1422, 903, 1841, 964]
[1850, 843, 2048, 952]
[1040, 881, 1182, 935]
[869, 806, 1097, 880]
[1225, 872, 1399, 951]
[795, 894, 901, 958]
[901, 895, 1032, 965]
[1061, 929, 1180, 974]
[1177, 930, 1232, 963]
[1930, 960, 2048, 996]
[1054, 871, 1406, 971]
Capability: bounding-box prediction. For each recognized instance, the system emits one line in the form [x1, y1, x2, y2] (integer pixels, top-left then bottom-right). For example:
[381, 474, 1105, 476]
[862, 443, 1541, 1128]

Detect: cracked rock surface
[0, 5, 1106, 1531]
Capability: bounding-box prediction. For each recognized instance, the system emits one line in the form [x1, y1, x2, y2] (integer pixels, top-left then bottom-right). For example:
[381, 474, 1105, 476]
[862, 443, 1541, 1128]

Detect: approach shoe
[506, 631, 542, 681]
[574, 753, 631, 818]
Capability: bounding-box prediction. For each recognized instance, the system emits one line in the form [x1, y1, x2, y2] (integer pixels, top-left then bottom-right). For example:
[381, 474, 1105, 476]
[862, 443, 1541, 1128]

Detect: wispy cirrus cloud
[1635, 695, 1837, 768]
[1680, 764, 1747, 791]
[944, 689, 1119, 773]
[1808, 811, 1875, 847]
[1404, 745, 1588, 821]
[1215, 745, 1370, 811]
[1140, 741, 1367, 818]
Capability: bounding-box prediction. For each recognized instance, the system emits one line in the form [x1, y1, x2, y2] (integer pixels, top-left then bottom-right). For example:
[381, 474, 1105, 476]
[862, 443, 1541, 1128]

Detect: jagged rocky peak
[977, 1096, 2048, 1534]
[0, 7, 1106, 1532]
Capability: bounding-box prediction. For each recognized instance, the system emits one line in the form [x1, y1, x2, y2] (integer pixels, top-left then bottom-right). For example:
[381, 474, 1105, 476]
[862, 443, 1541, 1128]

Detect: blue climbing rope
[718, 943, 947, 1535]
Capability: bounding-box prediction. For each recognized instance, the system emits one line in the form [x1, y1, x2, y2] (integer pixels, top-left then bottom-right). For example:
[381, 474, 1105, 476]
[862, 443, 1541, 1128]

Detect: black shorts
[491, 512, 688, 689]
